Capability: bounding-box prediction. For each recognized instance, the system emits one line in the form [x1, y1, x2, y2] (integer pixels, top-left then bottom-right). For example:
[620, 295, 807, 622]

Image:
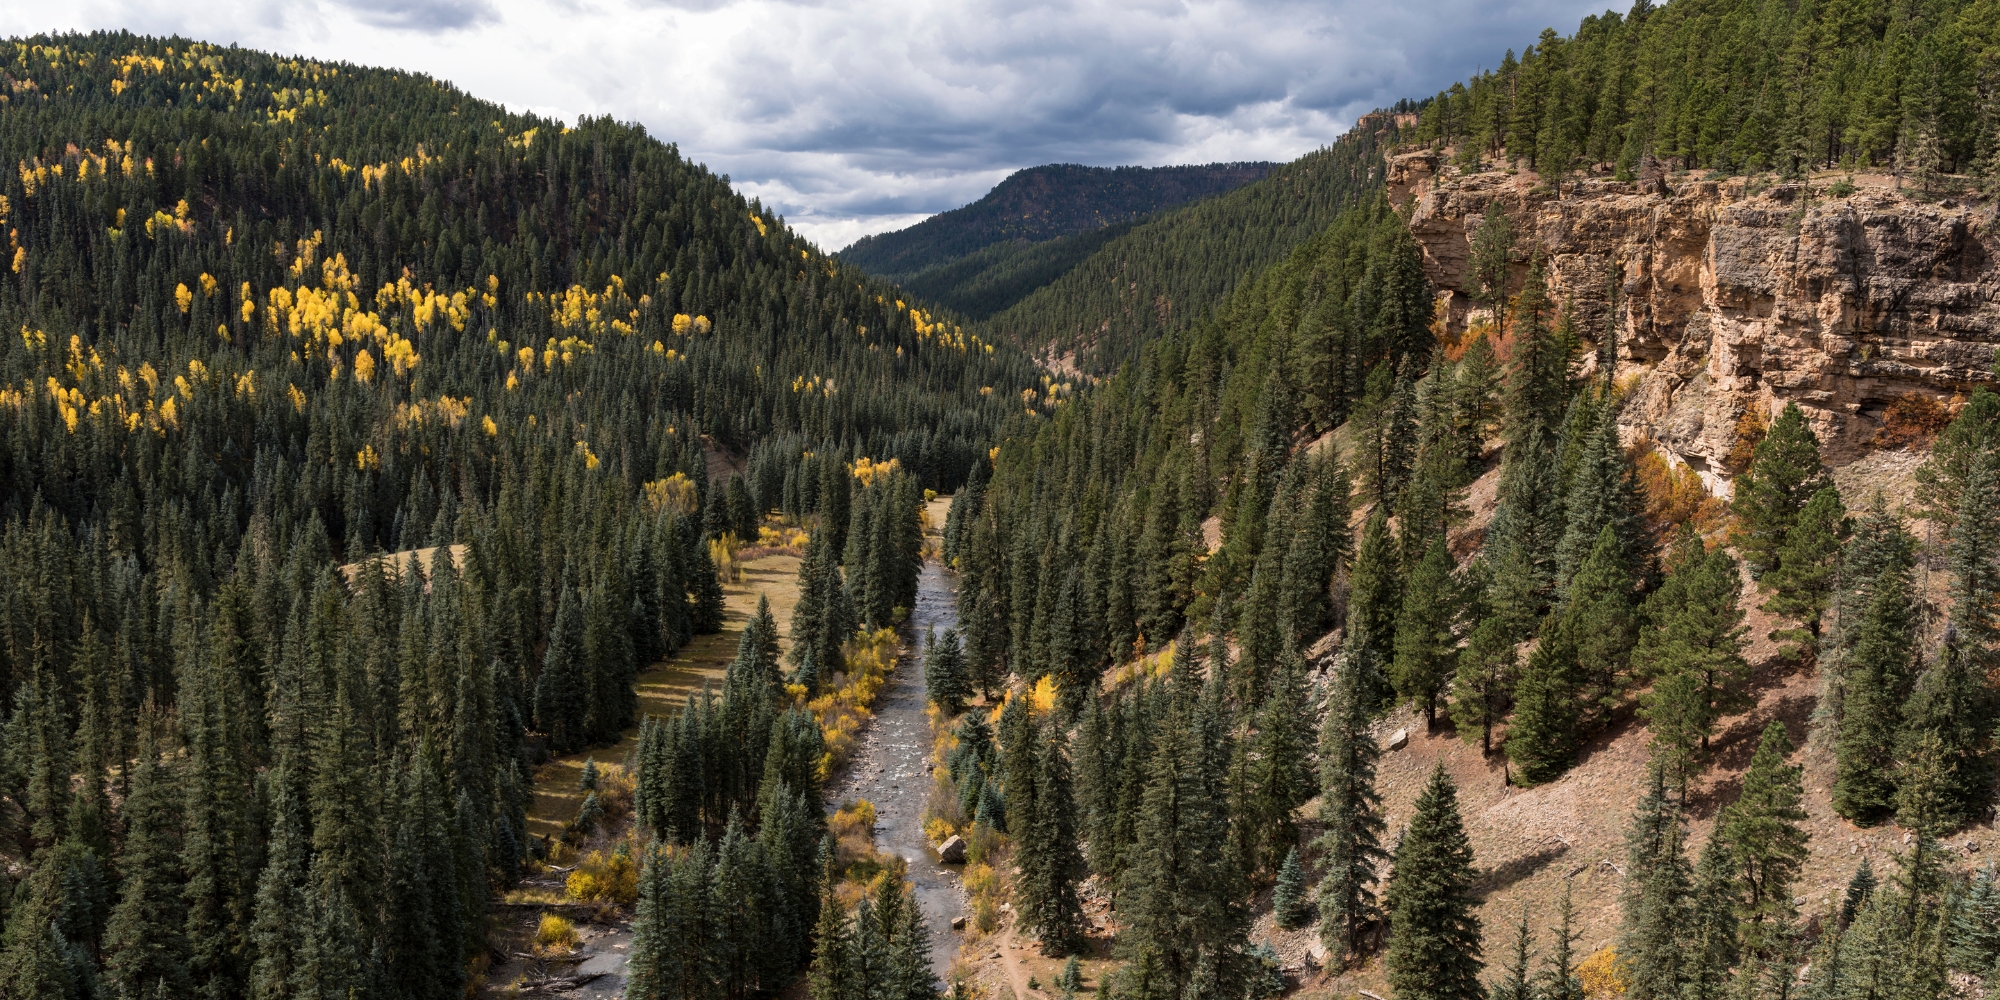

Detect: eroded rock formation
[1389, 150, 2000, 488]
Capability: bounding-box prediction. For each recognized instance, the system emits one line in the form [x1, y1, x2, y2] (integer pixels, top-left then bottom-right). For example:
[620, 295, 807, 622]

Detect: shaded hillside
[894, 219, 1138, 321]
[982, 118, 1399, 372]
[840, 161, 1273, 279]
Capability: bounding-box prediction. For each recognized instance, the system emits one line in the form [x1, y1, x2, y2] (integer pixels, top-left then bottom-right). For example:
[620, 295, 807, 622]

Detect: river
[826, 554, 965, 980]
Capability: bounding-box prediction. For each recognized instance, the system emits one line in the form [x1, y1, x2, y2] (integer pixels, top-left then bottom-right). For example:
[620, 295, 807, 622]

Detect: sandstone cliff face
[1389, 151, 2000, 490]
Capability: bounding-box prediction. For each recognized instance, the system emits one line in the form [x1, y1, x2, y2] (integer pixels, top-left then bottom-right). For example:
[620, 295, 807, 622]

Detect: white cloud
[6, 0, 1612, 249]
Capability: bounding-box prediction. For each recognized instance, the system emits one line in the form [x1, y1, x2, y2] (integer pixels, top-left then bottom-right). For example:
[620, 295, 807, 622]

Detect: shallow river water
[826, 555, 965, 980]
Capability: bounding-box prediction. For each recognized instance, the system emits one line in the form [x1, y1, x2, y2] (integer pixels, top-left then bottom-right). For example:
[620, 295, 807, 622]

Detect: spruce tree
[535, 586, 589, 753]
[1383, 763, 1482, 1000]
[1346, 507, 1401, 708]
[103, 724, 192, 998]
[1535, 884, 1584, 1000]
[1017, 723, 1087, 956]
[1448, 614, 1516, 755]
[1761, 485, 1848, 658]
[1731, 402, 1828, 578]
[1488, 908, 1533, 1000]
[1505, 617, 1583, 785]
[1617, 764, 1692, 1000]
[1272, 847, 1311, 931]
[1116, 685, 1249, 1000]
[1834, 576, 1914, 825]
[1717, 721, 1809, 957]
[923, 626, 971, 715]
[1390, 531, 1459, 726]
[1895, 629, 1990, 833]
[1314, 665, 1385, 965]
[1681, 835, 1739, 1000]
[1236, 656, 1316, 878]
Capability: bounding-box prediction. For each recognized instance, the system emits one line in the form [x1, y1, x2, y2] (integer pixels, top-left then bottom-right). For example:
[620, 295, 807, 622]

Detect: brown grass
[525, 552, 802, 839]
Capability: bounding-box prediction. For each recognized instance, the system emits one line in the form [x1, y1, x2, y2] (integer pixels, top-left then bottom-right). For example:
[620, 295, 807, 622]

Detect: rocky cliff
[1389, 151, 2000, 491]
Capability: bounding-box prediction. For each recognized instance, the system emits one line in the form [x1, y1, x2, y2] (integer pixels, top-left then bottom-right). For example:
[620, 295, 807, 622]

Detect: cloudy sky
[6, 0, 1611, 249]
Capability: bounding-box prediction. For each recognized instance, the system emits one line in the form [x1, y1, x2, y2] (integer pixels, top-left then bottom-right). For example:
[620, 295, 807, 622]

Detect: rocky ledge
[1388, 150, 2000, 489]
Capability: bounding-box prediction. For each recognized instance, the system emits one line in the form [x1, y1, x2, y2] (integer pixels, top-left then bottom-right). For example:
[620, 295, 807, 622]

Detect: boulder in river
[937, 835, 966, 863]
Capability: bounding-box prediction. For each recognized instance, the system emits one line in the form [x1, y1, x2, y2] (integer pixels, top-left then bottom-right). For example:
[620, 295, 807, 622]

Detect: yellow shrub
[534, 914, 579, 956]
[923, 816, 956, 844]
[1578, 947, 1627, 998]
[565, 847, 638, 904]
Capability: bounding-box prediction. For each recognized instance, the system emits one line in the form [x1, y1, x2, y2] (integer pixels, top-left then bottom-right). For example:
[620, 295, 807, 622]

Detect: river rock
[937, 835, 966, 863]
[1387, 728, 1409, 751]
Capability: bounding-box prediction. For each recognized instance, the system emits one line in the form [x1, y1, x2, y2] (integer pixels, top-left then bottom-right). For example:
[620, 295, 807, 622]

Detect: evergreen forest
[0, 30, 1033, 1000]
[916, 0, 2000, 996]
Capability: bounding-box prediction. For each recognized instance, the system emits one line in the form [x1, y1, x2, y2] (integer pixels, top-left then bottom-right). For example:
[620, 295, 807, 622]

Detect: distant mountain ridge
[840, 161, 1275, 279]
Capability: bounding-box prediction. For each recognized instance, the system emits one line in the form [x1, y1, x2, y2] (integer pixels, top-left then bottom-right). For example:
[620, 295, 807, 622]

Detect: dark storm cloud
[12, 0, 1617, 245]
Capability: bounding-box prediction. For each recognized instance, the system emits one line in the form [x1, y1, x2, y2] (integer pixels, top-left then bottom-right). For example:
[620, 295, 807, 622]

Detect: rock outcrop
[1389, 151, 2000, 489]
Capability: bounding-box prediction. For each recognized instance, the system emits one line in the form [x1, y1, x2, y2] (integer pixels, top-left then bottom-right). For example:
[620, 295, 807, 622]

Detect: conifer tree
[1681, 835, 1739, 1000]
[1895, 628, 1990, 833]
[1448, 614, 1516, 754]
[1116, 683, 1249, 1000]
[1535, 884, 1584, 1000]
[1761, 485, 1848, 658]
[1731, 402, 1828, 578]
[1834, 576, 1915, 825]
[1561, 525, 1639, 720]
[1390, 532, 1459, 726]
[1618, 765, 1692, 1000]
[103, 723, 192, 998]
[1488, 909, 1533, 1000]
[536, 586, 590, 753]
[1505, 618, 1583, 785]
[923, 626, 972, 715]
[1314, 665, 1385, 965]
[1383, 763, 1482, 1000]
[1017, 723, 1087, 956]
[1717, 721, 1809, 957]
[1346, 508, 1401, 708]
[1272, 847, 1311, 931]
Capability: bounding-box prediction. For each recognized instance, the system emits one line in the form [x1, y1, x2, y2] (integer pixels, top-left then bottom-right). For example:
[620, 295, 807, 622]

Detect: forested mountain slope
[979, 120, 1399, 372]
[927, 0, 2000, 997]
[840, 162, 1274, 280]
[0, 31, 1034, 999]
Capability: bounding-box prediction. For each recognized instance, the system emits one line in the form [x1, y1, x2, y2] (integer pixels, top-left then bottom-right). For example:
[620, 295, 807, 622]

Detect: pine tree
[1731, 402, 1828, 578]
[103, 723, 193, 998]
[1895, 629, 1990, 833]
[1390, 531, 1459, 726]
[1017, 723, 1087, 956]
[1448, 613, 1516, 755]
[1634, 543, 1748, 787]
[1761, 485, 1848, 659]
[1717, 721, 1809, 957]
[923, 626, 971, 715]
[1834, 576, 1915, 825]
[1681, 835, 1739, 1000]
[1242, 660, 1315, 877]
[1272, 847, 1312, 930]
[1505, 617, 1583, 785]
[1346, 507, 1401, 708]
[1314, 665, 1386, 965]
[1383, 763, 1482, 1000]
